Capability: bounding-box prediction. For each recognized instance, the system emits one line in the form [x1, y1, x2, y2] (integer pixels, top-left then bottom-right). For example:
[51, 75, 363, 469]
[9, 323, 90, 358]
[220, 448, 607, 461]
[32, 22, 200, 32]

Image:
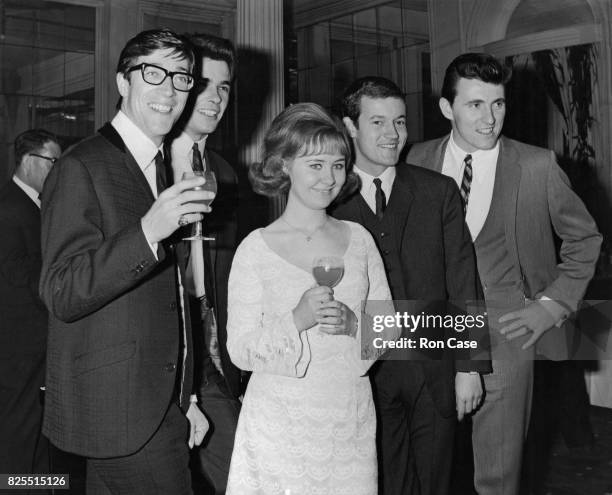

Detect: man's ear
[116, 72, 129, 98]
[439, 97, 454, 121]
[342, 116, 358, 138]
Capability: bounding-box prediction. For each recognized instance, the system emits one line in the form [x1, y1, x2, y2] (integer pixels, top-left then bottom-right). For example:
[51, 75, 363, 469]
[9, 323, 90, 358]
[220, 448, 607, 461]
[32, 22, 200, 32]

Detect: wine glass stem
[192, 219, 204, 238]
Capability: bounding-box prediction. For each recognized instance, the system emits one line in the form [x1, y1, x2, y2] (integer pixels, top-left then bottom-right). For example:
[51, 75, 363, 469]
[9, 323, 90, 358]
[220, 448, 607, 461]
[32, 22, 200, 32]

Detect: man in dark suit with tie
[39, 29, 212, 495]
[332, 76, 491, 495]
[167, 33, 241, 495]
[0, 129, 60, 478]
[406, 53, 601, 495]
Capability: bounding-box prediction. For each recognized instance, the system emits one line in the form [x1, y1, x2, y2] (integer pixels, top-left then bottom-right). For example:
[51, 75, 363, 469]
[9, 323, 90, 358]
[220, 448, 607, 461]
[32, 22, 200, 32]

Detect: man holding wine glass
[39, 29, 212, 494]
[167, 34, 242, 495]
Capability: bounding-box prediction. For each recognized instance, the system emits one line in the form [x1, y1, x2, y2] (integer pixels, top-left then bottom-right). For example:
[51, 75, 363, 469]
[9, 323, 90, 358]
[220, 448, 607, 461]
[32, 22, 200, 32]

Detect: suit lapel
[496, 137, 523, 278]
[333, 187, 367, 225]
[432, 136, 450, 173]
[390, 165, 415, 245]
[98, 123, 155, 204]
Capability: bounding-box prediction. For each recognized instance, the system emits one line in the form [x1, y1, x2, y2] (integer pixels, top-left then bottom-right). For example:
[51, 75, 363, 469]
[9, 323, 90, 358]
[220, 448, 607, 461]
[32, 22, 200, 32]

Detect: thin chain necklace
[280, 215, 328, 242]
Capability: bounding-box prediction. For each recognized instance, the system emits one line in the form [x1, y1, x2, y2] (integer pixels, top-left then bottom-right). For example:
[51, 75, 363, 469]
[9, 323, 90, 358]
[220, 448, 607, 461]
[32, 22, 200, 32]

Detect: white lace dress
[225, 221, 393, 495]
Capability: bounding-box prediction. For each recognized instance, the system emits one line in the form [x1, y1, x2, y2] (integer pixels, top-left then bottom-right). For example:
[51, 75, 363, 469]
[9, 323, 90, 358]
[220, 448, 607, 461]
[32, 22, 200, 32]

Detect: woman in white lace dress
[225, 103, 396, 495]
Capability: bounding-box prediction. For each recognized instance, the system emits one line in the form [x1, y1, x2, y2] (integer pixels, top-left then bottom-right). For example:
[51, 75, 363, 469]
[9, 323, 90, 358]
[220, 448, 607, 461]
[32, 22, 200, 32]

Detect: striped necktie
[460, 154, 473, 212]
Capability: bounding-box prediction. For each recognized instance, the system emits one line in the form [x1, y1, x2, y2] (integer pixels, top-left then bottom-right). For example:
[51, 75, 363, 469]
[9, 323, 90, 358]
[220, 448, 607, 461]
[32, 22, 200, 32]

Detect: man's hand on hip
[498, 299, 566, 349]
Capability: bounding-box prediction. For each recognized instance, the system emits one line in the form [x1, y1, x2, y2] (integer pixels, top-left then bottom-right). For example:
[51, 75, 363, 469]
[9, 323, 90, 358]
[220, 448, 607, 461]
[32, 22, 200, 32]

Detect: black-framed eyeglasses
[29, 153, 58, 164]
[127, 63, 194, 92]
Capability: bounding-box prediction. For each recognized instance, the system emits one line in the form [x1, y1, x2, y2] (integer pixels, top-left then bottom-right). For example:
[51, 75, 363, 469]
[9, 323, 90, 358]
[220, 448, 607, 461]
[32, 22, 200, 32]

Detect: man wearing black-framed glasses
[28, 153, 59, 164]
[126, 62, 194, 92]
[0, 128, 60, 481]
[39, 29, 213, 495]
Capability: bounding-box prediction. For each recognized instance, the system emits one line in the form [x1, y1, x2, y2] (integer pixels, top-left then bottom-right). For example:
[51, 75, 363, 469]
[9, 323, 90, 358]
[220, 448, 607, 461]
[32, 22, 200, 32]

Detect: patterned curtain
[509, 44, 599, 209]
[529, 45, 597, 166]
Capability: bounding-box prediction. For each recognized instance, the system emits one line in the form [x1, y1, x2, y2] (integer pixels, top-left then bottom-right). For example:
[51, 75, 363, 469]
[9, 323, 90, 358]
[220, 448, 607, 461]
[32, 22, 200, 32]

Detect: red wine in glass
[312, 256, 345, 288]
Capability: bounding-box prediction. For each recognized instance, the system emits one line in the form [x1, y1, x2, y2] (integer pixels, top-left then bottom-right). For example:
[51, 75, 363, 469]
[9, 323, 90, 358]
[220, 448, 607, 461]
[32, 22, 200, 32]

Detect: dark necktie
[460, 154, 473, 213]
[373, 178, 386, 220]
[192, 143, 205, 172]
[192, 143, 220, 373]
[154, 150, 167, 195]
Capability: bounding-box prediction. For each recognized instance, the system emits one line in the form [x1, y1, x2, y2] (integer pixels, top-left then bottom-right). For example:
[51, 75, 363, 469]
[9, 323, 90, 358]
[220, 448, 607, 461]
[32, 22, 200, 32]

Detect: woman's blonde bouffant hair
[249, 102, 358, 199]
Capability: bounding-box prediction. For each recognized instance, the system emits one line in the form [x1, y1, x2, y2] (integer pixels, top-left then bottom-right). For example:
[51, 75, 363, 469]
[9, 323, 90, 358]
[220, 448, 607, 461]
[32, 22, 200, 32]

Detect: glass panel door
[0, 0, 95, 183]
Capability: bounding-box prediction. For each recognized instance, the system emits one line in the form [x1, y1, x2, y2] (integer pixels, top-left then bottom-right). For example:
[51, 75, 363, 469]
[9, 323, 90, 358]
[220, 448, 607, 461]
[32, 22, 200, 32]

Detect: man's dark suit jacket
[0, 180, 49, 471]
[40, 124, 195, 458]
[0, 180, 47, 355]
[190, 148, 241, 399]
[332, 163, 491, 417]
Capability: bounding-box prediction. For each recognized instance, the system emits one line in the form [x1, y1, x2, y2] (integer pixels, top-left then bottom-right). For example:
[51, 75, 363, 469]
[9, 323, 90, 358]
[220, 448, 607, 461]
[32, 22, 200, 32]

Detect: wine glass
[312, 256, 345, 288]
[182, 170, 217, 241]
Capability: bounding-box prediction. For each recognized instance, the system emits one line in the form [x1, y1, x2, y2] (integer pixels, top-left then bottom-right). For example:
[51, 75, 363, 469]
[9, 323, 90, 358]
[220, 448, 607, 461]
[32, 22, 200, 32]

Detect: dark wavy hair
[116, 28, 194, 76]
[249, 103, 358, 199]
[441, 52, 512, 103]
[341, 76, 405, 124]
[188, 33, 236, 80]
[115, 29, 194, 109]
[14, 128, 59, 167]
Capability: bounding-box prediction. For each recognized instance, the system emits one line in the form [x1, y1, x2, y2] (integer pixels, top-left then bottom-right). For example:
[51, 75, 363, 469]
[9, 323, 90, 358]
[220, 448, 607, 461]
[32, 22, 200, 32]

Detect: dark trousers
[374, 361, 455, 495]
[521, 360, 594, 494]
[0, 353, 48, 476]
[86, 402, 192, 495]
[191, 372, 240, 495]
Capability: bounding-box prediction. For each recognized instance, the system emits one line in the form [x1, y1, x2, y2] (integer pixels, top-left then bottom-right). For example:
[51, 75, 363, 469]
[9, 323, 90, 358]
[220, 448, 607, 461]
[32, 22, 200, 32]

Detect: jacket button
[169, 302, 177, 310]
[383, 250, 390, 255]
[164, 363, 176, 372]
[380, 232, 387, 238]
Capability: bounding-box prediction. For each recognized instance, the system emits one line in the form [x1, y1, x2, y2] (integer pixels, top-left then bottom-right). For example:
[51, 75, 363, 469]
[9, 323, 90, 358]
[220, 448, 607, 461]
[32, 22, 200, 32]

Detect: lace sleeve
[344, 225, 397, 375]
[226, 237, 311, 377]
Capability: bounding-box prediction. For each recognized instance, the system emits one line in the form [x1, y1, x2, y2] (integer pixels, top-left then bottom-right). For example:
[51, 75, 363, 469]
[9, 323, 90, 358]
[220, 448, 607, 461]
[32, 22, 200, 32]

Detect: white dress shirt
[353, 165, 396, 214]
[111, 111, 164, 198]
[170, 132, 207, 183]
[441, 132, 499, 240]
[13, 175, 40, 208]
[112, 110, 165, 257]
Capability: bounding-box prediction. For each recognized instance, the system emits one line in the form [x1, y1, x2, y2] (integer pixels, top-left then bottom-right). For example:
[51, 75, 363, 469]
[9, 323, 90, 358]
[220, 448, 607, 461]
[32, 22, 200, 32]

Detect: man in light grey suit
[407, 52, 601, 495]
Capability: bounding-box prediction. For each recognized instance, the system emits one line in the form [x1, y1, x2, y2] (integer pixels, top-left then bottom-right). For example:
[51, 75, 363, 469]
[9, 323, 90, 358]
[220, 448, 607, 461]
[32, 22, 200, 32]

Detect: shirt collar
[449, 130, 500, 166]
[354, 165, 396, 192]
[171, 131, 208, 161]
[13, 175, 40, 208]
[111, 111, 163, 171]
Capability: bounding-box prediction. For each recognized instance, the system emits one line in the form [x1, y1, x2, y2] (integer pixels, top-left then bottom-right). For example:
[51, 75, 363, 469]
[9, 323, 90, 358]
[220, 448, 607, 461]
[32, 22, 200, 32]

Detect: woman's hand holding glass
[317, 300, 357, 337]
[292, 285, 357, 337]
